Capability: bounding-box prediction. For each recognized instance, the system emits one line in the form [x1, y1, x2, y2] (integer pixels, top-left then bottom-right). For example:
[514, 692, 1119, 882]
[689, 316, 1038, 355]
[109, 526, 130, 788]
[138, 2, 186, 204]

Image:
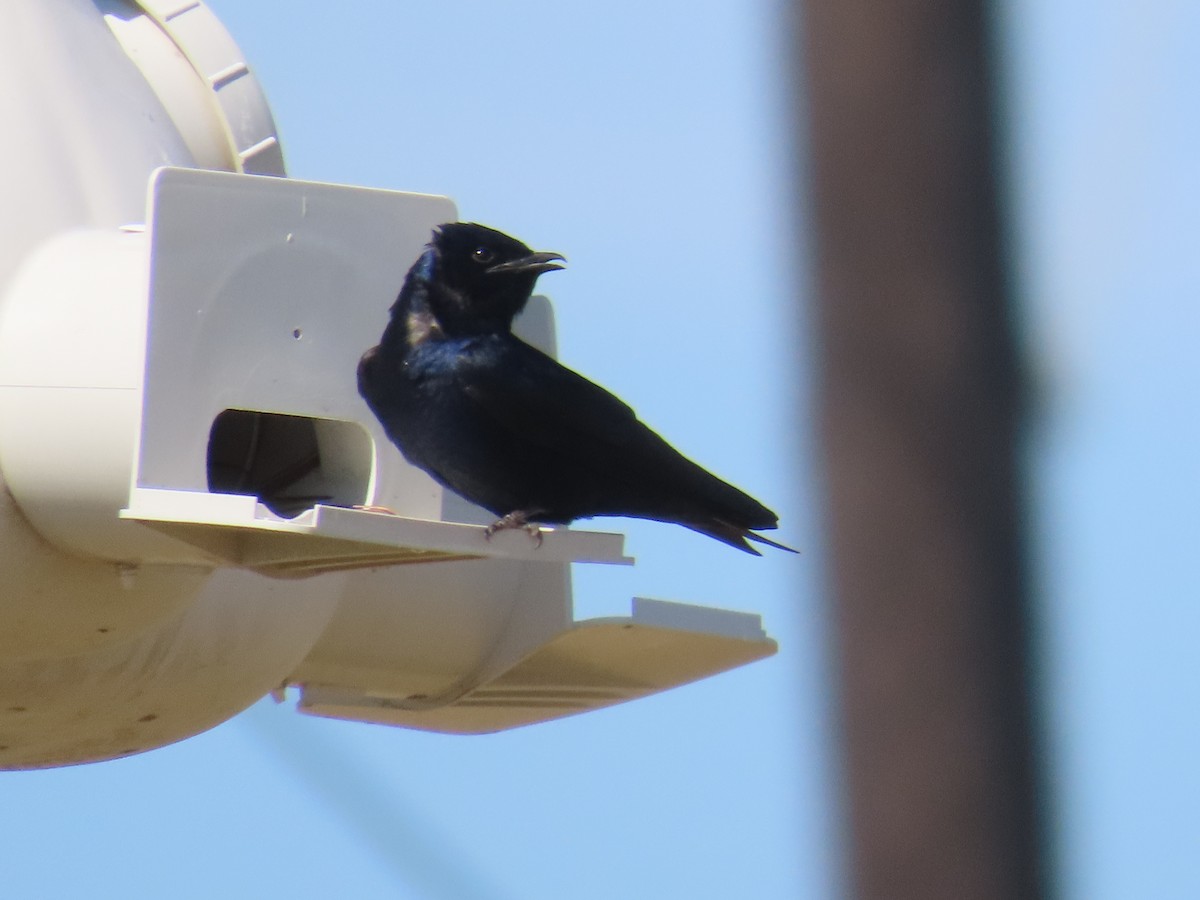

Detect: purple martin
[357, 222, 793, 555]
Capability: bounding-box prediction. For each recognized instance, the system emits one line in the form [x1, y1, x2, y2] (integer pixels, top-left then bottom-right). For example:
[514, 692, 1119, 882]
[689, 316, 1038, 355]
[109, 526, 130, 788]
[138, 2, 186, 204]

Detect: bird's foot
[484, 511, 544, 548]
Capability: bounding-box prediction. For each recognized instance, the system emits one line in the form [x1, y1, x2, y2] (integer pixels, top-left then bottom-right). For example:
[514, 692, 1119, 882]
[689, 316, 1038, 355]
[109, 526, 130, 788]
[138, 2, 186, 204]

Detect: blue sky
[1001, 2, 1200, 897]
[5, 2, 1198, 898]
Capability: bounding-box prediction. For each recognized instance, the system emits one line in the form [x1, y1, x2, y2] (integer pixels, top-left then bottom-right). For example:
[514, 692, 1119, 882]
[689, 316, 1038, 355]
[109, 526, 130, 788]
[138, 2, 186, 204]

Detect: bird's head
[414, 222, 565, 335]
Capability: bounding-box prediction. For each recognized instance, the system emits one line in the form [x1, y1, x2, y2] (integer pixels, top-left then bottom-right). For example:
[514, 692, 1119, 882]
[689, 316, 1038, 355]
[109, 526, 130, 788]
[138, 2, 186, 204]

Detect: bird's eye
[472, 246, 495, 264]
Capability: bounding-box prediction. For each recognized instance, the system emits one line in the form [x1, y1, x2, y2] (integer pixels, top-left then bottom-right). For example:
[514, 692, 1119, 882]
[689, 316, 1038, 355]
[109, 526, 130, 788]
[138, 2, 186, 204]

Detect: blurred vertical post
[794, 2, 1047, 899]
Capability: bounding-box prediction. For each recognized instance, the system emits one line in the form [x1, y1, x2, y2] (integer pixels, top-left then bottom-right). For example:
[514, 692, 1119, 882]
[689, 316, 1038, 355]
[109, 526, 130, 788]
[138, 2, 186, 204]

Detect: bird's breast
[404, 307, 443, 347]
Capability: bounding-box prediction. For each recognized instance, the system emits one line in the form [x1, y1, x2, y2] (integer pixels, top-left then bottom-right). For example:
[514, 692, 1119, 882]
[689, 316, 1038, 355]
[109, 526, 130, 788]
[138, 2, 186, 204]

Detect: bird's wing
[458, 337, 645, 454]
[458, 336, 780, 535]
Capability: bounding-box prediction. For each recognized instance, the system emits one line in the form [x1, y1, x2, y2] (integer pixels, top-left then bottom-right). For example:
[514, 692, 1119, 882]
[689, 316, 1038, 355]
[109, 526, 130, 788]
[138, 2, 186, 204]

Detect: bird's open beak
[487, 251, 566, 276]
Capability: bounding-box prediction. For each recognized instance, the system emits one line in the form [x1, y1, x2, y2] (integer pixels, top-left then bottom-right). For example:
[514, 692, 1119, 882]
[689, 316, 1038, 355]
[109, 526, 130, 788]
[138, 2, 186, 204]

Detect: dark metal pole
[794, 2, 1047, 898]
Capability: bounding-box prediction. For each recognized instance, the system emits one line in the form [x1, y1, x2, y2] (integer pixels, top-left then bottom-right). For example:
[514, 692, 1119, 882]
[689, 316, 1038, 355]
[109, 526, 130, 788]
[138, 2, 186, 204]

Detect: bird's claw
[484, 512, 544, 548]
[527, 523, 545, 548]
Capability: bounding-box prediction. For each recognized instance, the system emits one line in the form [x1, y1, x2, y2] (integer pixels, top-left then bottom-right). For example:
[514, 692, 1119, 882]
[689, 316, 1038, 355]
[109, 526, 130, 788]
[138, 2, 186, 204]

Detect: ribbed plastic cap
[122, 0, 286, 175]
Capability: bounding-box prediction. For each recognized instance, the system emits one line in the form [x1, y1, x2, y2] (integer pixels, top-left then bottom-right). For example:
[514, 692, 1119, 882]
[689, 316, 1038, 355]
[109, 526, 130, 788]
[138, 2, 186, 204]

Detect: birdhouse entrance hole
[206, 410, 372, 518]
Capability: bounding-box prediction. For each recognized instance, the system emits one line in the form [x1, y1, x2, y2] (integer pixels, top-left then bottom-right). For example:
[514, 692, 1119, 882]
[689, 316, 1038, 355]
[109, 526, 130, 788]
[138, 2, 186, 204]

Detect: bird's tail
[686, 520, 799, 556]
[746, 531, 799, 554]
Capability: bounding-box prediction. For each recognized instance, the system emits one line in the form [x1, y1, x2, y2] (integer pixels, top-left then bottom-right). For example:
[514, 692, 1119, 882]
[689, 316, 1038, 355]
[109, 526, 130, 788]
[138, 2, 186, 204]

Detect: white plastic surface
[0, 229, 163, 562]
[0, 1, 198, 288]
[138, 167, 451, 518]
[0, 0, 339, 770]
[108, 1, 285, 175]
[297, 598, 777, 734]
[123, 488, 631, 573]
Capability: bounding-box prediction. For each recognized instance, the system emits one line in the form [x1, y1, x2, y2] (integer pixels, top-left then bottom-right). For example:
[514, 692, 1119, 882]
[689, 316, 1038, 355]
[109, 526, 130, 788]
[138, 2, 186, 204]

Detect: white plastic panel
[122, 0, 286, 174]
[123, 487, 631, 574]
[138, 166, 455, 518]
[0, 229, 187, 562]
[296, 598, 777, 734]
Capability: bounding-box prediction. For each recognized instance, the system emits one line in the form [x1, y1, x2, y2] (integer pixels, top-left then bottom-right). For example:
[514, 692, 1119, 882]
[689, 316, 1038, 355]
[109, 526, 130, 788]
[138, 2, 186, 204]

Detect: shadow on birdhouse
[207, 409, 372, 518]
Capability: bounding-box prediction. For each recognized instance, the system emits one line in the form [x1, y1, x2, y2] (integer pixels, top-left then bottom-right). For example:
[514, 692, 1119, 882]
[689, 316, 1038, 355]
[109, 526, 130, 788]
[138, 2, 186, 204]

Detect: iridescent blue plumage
[358, 222, 793, 554]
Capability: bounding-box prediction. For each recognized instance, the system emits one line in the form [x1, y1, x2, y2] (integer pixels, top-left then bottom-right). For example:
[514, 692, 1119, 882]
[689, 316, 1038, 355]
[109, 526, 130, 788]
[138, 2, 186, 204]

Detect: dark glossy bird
[358, 222, 793, 555]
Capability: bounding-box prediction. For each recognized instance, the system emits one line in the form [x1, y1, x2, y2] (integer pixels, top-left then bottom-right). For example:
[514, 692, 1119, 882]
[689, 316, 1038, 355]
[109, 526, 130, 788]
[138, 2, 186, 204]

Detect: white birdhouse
[0, 0, 775, 769]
